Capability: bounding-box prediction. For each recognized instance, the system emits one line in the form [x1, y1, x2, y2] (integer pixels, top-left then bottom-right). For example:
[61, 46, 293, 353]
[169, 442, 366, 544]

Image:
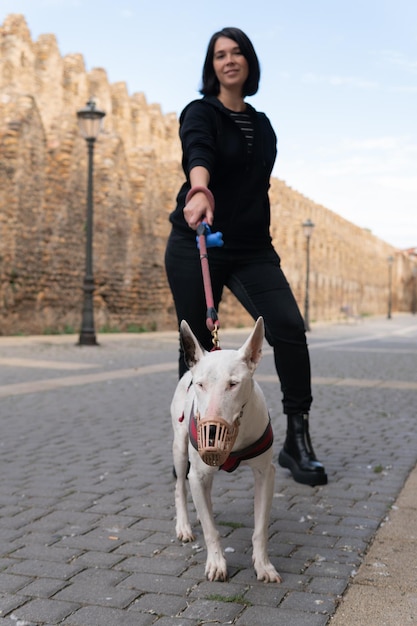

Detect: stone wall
[0, 14, 415, 335]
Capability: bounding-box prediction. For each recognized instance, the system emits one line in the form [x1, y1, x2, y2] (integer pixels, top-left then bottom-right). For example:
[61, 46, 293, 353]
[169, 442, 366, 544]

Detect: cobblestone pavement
[0, 314, 416, 626]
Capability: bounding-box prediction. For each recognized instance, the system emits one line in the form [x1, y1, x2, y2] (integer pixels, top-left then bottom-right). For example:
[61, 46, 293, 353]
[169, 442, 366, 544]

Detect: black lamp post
[412, 265, 417, 315]
[387, 255, 394, 320]
[302, 218, 315, 332]
[76, 99, 106, 346]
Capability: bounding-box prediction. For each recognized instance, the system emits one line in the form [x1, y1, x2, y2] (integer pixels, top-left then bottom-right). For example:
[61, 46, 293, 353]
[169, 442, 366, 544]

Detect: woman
[165, 27, 327, 486]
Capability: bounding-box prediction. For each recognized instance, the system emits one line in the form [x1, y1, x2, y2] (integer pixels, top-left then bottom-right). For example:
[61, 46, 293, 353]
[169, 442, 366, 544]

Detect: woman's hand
[184, 167, 214, 230]
[183, 191, 214, 230]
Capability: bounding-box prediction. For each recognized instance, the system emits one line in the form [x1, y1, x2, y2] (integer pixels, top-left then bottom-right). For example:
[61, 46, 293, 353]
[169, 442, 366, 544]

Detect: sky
[1, 0, 416, 250]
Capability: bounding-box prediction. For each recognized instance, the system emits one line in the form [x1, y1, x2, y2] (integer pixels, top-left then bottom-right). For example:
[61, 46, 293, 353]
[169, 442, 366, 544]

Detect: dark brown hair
[200, 27, 260, 97]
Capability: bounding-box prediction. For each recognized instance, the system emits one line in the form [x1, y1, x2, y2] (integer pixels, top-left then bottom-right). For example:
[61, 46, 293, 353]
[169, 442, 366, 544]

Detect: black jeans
[165, 230, 312, 416]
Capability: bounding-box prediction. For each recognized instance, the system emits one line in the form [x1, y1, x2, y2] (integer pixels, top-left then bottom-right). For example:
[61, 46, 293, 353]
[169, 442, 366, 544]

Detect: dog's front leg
[188, 465, 228, 581]
[251, 457, 282, 583]
[173, 427, 194, 542]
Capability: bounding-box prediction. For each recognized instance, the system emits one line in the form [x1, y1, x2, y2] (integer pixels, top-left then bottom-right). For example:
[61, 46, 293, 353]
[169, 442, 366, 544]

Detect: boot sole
[278, 450, 328, 486]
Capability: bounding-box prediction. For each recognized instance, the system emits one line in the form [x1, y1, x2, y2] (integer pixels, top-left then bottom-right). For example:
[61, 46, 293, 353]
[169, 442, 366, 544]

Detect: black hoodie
[169, 96, 278, 249]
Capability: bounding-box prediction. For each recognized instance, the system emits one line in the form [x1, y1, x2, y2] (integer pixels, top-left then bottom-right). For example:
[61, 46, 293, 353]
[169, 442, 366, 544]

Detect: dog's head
[180, 317, 265, 466]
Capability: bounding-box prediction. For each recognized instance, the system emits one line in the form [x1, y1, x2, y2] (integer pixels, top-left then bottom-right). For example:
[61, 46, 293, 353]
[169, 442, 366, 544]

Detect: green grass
[218, 521, 245, 529]
[206, 593, 252, 606]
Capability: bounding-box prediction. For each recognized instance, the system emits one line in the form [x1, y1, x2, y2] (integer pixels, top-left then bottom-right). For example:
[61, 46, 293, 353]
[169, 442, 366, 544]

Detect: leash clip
[211, 324, 220, 351]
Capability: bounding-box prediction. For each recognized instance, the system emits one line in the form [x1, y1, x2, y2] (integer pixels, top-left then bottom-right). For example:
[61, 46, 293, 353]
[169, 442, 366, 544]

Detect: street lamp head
[302, 218, 315, 239]
[77, 98, 106, 140]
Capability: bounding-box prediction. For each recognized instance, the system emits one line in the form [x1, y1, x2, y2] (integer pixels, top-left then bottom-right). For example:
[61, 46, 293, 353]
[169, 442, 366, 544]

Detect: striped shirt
[229, 111, 254, 154]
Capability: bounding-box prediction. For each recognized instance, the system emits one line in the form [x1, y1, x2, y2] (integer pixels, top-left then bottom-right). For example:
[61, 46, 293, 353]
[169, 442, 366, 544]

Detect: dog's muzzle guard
[196, 412, 239, 467]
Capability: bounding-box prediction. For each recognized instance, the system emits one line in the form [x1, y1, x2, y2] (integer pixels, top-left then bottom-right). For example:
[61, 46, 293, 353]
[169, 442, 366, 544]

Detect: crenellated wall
[0, 14, 415, 335]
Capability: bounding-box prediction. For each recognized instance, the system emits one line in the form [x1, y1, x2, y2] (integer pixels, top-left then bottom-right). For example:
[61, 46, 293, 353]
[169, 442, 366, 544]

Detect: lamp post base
[78, 275, 98, 347]
[78, 332, 98, 346]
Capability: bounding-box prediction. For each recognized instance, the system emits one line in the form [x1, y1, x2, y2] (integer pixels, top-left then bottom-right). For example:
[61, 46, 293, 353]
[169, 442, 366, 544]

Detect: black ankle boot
[278, 414, 328, 486]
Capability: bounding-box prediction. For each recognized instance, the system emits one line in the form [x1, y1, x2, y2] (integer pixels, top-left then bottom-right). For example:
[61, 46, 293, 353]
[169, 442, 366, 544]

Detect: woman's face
[212, 36, 249, 94]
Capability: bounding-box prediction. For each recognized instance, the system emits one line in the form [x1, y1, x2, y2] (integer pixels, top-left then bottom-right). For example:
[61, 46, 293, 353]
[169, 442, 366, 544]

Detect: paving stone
[9, 544, 83, 563]
[61, 605, 154, 626]
[116, 555, 187, 576]
[72, 549, 126, 568]
[118, 572, 196, 596]
[304, 561, 358, 578]
[129, 592, 188, 616]
[146, 618, 198, 626]
[59, 528, 125, 552]
[239, 582, 286, 606]
[180, 598, 243, 622]
[53, 582, 139, 609]
[113, 540, 166, 557]
[75, 572, 131, 596]
[0, 508, 51, 530]
[279, 589, 336, 614]
[306, 575, 348, 595]
[234, 605, 329, 625]
[15, 578, 67, 598]
[0, 593, 28, 617]
[290, 545, 362, 567]
[8, 598, 78, 623]
[0, 573, 33, 593]
[7, 560, 84, 580]
[0, 541, 25, 558]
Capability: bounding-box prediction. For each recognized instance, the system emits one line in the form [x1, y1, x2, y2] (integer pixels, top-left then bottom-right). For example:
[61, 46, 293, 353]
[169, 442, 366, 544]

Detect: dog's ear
[180, 320, 206, 369]
[238, 317, 264, 372]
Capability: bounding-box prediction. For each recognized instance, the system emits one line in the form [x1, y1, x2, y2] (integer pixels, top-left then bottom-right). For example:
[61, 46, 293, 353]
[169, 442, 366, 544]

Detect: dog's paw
[205, 556, 228, 582]
[176, 525, 195, 543]
[254, 559, 282, 583]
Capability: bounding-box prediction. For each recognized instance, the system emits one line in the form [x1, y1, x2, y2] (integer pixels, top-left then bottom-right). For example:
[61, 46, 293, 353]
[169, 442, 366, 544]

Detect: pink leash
[196, 223, 222, 349]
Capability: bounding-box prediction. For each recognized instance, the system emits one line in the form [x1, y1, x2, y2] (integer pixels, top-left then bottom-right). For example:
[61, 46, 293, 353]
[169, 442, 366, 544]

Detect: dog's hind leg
[251, 457, 282, 583]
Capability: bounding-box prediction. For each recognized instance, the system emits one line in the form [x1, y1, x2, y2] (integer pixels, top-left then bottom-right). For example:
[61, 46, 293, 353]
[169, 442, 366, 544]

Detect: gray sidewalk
[0, 314, 416, 625]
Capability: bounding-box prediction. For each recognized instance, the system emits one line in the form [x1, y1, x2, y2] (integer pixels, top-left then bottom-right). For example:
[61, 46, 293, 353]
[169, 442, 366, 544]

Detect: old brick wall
[0, 14, 414, 335]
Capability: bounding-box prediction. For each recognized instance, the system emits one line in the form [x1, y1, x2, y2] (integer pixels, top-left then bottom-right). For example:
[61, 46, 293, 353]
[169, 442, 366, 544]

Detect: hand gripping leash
[196, 223, 224, 349]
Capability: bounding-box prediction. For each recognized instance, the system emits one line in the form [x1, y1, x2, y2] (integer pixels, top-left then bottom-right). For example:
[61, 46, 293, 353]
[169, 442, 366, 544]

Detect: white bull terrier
[171, 317, 281, 583]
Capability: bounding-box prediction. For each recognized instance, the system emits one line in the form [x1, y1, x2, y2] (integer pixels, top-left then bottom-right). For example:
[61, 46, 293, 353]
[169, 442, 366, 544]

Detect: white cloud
[376, 50, 417, 74]
[340, 136, 408, 151]
[40, 0, 81, 6]
[278, 132, 417, 249]
[301, 73, 378, 89]
[390, 85, 417, 94]
[374, 175, 417, 194]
